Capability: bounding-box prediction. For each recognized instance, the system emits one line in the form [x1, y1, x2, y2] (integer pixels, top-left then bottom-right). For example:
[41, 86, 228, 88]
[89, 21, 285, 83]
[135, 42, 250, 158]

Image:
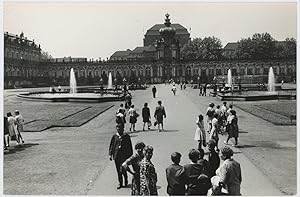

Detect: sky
[3, 1, 297, 60]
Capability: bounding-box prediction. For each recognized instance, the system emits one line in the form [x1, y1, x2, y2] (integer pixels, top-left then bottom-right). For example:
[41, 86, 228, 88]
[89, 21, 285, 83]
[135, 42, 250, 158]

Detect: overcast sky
[4, 2, 297, 60]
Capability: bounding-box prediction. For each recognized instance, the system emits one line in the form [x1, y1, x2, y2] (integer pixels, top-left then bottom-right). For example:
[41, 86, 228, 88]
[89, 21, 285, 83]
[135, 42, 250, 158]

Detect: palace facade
[4, 14, 296, 89]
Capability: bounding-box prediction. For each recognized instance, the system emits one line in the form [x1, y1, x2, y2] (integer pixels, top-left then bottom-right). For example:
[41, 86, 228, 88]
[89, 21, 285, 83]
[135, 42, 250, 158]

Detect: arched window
[186, 66, 191, 76]
[146, 67, 151, 76]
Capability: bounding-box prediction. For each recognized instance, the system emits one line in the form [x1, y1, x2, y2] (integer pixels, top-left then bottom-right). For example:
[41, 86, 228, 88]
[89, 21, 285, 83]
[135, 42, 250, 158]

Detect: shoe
[22, 140, 24, 143]
[4, 147, 7, 150]
[143, 128, 145, 131]
[224, 141, 228, 145]
[148, 127, 150, 130]
[117, 185, 122, 189]
[232, 144, 238, 147]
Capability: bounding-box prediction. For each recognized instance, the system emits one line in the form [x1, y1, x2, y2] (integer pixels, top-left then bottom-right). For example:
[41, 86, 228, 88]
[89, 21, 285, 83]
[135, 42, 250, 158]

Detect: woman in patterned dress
[140, 145, 158, 195]
[122, 141, 146, 195]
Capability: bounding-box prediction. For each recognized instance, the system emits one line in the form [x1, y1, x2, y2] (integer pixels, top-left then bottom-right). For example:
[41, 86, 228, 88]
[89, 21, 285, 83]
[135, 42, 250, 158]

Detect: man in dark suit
[109, 124, 133, 189]
[166, 152, 185, 195]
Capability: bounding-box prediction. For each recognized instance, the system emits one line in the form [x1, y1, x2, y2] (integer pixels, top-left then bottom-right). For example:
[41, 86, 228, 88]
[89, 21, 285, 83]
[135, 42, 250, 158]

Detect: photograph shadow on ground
[4, 143, 39, 155]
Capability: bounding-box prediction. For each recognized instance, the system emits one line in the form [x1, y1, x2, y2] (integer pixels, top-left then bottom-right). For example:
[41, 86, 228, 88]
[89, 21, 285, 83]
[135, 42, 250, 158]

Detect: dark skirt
[130, 116, 137, 124]
[156, 116, 163, 124]
[228, 124, 239, 138]
[143, 116, 150, 123]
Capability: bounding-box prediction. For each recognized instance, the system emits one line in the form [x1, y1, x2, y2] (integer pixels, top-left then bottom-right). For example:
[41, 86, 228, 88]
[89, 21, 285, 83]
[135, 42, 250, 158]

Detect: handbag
[147, 120, 152, 127]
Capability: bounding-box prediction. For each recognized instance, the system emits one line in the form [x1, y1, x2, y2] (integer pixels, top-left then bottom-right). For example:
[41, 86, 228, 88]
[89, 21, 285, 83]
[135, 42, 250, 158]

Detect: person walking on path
[206, 103, 215, 133]
[140, 145, 158, 195]
[199, 85, 203, 96]
[207, 139, 220, 178]
[125, 93, 132, 109]
[202, 84, 207, 96]
[166, 152, 185, 196]
[171, 85, 177, 96]
[215, 146, 242, 195]
[128, 105, 138, 132]
[154, 101, 166, 132]
[4, 116, 9, 149]
[194, 115, 206, 151]
[109, 124, 133, 189]
[210, 113, 220, 152]
[14, 110, 25, 144]
[224, 110, 239, 147]
[142, 103, 151, 131]
[220, 102, 229, 129]
[122, 141, 146, 195]
[152, 86, 157, 98]
[7, 112, 20, 145]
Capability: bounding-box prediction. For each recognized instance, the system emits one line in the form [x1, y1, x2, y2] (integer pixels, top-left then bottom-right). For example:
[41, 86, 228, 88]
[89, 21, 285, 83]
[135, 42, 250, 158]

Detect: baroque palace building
[4, 14, 296, 88]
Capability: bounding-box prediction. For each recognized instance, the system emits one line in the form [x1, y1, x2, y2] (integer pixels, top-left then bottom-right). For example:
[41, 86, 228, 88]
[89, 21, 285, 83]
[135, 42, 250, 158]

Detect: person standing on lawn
[109, 124, 133, 189]
[154, 101, 166, 132]
[142, 103, 151, 131]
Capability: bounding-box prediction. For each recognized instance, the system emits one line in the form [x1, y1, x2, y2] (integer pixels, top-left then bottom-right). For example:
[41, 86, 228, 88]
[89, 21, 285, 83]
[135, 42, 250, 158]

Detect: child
[194, 115, 206, 150]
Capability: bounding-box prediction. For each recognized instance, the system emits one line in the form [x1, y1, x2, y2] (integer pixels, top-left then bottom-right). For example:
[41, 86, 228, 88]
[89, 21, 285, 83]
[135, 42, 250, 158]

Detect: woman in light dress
[194, 114, 206, 150]
[7, 112, 20, 145]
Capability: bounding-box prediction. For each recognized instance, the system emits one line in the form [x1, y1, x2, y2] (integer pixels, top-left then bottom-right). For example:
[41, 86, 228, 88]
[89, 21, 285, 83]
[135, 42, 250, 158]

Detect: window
[255, 68, 261, 75]
[279, 67, 285, 75]
[288, 67, 293, 74]
[146, 68, 151, 76]
[232, 69, 237, 76]
[263, 68, 268, 75]
[239, 68, 245, 75]
[209, 69, 214, 76]
[193, 68, 199, 76]
[216, 69, 222, 75]
[201, 69, 206, 76]
[186, 66, 191, 76]
[247, 68, 253, 75]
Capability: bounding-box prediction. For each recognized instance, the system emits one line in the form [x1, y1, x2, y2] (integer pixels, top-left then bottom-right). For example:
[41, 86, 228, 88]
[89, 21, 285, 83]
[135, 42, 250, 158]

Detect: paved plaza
[3, 84, 297, 195]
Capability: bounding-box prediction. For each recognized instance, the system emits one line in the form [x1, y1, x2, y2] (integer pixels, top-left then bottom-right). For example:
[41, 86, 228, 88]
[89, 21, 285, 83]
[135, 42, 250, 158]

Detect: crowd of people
[109, 129, 241, 196]
[4, 110, 25, 150]
[109, 84, 242, 196]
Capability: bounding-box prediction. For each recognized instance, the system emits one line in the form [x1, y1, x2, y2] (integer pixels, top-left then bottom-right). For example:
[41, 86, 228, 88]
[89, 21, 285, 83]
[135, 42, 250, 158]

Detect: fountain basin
[217, 90, 296, 101]
[17, 92, 125, 102]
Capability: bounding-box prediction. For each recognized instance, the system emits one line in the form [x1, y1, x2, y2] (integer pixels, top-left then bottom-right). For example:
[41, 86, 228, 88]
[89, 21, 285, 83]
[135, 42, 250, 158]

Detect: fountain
[215, 66, 295, 101]
[107, 72, 113, 89]
[268, 67, 275, 92]
[70, 68, 77, 95]
[17, 68, 125, 102]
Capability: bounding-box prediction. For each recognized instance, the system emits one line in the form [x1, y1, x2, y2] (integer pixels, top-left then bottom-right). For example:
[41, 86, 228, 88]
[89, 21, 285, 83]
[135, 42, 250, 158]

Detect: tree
[181, 36, 223, 60]
[236, 32, 276, 60]
[281, 38, 296, 59]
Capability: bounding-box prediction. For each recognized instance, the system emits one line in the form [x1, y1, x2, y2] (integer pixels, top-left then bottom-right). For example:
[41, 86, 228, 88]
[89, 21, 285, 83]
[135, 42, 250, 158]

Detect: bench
[290, 115, 296, 123]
